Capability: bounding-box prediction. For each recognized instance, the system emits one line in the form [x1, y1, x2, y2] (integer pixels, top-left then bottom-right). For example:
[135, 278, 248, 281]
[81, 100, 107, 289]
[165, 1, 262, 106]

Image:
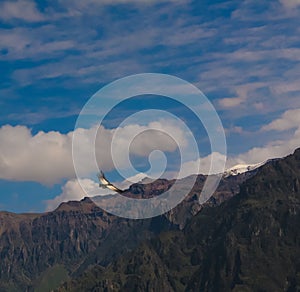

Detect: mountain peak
[294, 147, 300, 156]
[55, 197, 97, 212]
[223, 161, 267, 177]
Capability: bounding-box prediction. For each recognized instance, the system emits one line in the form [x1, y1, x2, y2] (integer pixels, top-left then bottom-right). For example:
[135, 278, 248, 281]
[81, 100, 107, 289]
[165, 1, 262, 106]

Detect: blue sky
[1, 0, 300, 213]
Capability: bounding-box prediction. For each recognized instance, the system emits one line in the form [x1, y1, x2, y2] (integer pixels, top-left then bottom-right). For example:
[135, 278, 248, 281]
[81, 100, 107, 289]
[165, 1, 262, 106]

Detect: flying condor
[98, 171, 124, 194]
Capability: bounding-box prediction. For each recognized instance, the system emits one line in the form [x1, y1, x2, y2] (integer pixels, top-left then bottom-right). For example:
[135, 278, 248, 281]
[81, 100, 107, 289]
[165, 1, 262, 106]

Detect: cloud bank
[0, 125, 74, 185]
[0, 121, 187, 184]
[43, 106, 300, 211]
[45, 178, 111, 211]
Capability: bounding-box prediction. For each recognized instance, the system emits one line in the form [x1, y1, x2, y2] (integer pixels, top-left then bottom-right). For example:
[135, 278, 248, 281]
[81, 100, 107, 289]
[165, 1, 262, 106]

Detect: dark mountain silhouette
[57, 148, 300, 292]
[0, 149, 299, 291]
[0, 172, 252, 291]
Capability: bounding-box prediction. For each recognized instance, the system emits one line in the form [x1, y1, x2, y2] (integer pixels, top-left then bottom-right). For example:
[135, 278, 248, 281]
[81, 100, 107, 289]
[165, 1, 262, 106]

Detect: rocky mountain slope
[58, 148, 300, 292]
[0, 169, 254, 291]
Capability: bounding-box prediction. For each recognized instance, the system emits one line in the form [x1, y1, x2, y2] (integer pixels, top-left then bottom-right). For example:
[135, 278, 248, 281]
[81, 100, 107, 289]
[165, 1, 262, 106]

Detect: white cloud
[45, 171, 155, 211]
[56, 0, 186, 11]
[279, 0, 300, 8]
[271, 81, 300, 95]
[232, 131, 300, 165]
[181, 109, 300, 174]
[218, 97, 244, 108]
[261, 108, 300, 131]
[121, 172, 148, 188]
[45, 178, 111, 211]
[224, 126, 244, 135]
[0, 0, 44, 22]
[0, 125, 74, 185]
[168, 152, 227, 178]
[230, 108, 300, 165]
[92, 120, 188, 177]
[44, 108, 300, 211]
[184, 108, 300, 172]
[218, 83, 266, 109]
[0, 29, 31, 53]
[47, 148, 222, 212]
[0, 121, 187, 184]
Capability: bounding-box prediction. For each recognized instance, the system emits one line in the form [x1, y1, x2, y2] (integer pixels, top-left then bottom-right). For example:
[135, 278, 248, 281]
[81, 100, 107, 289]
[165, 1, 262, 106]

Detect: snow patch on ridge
[223, 161, 267, 177]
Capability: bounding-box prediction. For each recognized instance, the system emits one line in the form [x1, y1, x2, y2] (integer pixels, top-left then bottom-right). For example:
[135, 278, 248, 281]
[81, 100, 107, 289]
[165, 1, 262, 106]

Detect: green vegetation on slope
[34, 265, 69, 292]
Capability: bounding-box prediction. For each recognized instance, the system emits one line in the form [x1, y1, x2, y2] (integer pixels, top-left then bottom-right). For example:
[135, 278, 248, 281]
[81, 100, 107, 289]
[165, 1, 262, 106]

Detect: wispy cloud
[0, 0, 44, 22]
[261, 108, 300, 132]
[1, 0, 300, 186]
[279, 0, 300, 9]
[228, 108, 300, 165]
[218, 97, 244, 108]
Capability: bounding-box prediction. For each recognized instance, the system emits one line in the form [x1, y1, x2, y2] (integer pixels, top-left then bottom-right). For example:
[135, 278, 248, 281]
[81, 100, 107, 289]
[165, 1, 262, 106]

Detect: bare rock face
[0, 164, 259, 291]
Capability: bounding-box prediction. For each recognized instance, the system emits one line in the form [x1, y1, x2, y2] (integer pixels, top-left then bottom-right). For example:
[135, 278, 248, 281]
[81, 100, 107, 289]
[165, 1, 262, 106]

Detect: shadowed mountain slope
[0, 154, 284, 291]
[58, 149, 300, 292]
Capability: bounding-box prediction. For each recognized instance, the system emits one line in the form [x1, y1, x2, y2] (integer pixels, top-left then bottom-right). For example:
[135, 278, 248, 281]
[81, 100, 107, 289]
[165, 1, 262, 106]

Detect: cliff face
[0, 161, 267, 291]
[0, 199, 113, 291]
[59, 149, 300, 292]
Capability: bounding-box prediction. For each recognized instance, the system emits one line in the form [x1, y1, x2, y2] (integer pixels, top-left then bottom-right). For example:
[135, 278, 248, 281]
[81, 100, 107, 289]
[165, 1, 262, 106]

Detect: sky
[0, 0, 300, 213]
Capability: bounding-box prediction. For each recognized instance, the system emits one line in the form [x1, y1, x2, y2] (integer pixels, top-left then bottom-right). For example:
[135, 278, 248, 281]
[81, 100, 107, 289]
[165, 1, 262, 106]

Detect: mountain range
[0, 149, 299, 291]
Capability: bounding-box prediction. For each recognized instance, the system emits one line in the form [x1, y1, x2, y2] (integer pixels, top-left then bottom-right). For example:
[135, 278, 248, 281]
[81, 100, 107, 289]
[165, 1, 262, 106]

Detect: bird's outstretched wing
[98, 171, 124, 194]
[98, 171, 110, 185]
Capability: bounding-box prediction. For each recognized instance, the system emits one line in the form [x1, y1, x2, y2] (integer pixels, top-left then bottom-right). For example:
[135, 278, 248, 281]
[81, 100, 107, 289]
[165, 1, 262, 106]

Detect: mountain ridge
[57, 148, 300, 291]
[0, 172, 256, 291]
[0, 149, 299, 291]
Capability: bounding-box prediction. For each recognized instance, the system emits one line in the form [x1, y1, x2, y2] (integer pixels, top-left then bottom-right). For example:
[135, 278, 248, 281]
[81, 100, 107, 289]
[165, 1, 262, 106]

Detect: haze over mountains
[0, 148, 299, 291]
